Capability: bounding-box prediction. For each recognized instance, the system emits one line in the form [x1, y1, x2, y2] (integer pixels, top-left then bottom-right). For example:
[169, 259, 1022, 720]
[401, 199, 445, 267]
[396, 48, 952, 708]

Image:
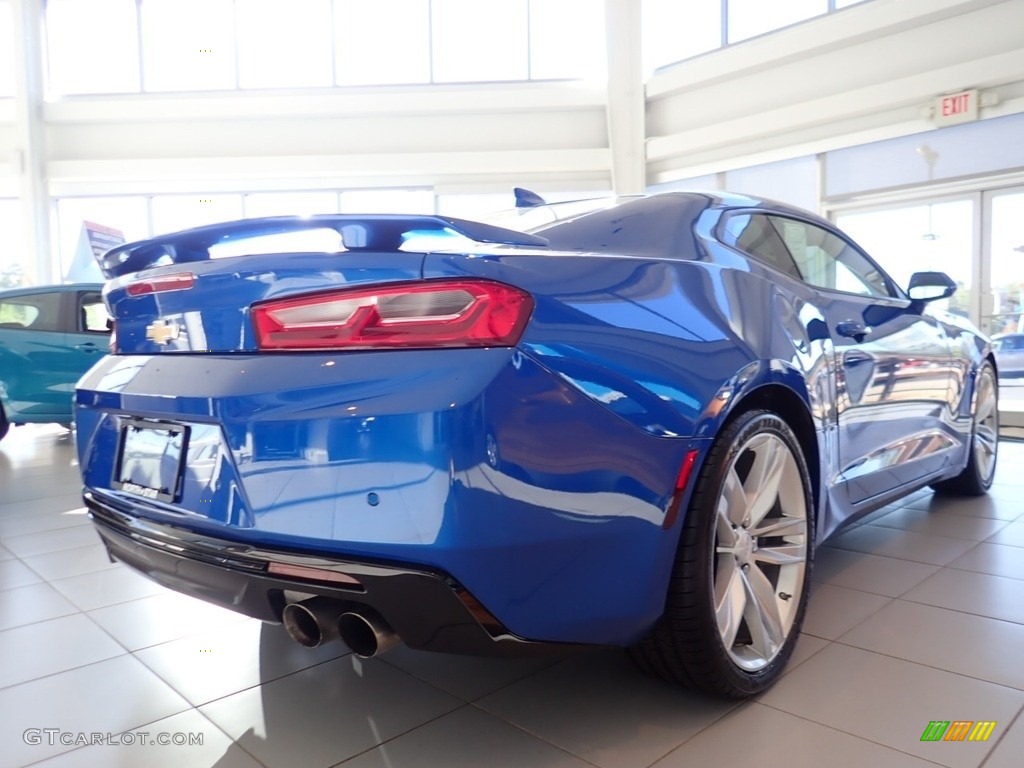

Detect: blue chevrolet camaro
[75, 192, 998, 697]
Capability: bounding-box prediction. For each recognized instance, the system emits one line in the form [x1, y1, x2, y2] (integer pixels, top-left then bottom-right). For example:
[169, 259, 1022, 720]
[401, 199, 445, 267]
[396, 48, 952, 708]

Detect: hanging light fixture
[916, 144, 941, 240]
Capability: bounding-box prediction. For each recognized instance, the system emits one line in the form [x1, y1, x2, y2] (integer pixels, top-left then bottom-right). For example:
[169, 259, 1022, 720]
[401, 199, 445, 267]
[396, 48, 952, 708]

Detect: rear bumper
[76, 351, 703, 644]
[86, 490, 570, 656]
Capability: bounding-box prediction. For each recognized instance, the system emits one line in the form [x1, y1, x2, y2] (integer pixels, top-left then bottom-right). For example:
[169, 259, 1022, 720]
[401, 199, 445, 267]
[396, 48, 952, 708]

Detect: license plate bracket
[112, 419, 189, 502]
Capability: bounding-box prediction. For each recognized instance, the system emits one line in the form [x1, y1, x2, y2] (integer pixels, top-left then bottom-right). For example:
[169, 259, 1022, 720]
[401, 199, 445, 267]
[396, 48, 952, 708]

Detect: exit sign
[933, 89, 979, 127]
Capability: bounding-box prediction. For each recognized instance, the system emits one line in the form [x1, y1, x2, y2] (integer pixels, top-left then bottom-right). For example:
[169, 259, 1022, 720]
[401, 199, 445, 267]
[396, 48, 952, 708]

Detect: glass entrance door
[984, 188, 1024, 427]
[835, 198, 977, 321]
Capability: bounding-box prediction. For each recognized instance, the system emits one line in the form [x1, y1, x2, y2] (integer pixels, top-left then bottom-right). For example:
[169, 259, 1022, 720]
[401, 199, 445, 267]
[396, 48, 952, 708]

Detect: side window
[767, 217, 893, 298]
[78, 292, 111, 334]
[719, 213, 802, 280]
[0, 292, 62, 331]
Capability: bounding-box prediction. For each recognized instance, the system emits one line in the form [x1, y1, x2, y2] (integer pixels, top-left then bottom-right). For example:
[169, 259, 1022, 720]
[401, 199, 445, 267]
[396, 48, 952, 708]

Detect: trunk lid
[97, 214, 546, 355]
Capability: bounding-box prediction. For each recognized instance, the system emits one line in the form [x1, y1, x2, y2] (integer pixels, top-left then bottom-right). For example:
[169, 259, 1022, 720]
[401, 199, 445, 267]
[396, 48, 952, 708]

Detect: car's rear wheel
[0, 405, 9, 443]
[932, 361, 998, 496]
[630, 409, 813, 698]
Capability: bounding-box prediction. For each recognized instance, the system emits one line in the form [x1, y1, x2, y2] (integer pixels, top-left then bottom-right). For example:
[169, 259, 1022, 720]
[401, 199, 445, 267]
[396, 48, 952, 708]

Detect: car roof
[0, 283, 104, 299]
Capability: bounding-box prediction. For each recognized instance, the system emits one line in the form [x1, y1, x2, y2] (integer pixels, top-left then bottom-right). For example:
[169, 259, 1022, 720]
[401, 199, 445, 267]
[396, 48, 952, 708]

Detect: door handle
[835, 321, 871, 343]
[75, 343, 101, 353]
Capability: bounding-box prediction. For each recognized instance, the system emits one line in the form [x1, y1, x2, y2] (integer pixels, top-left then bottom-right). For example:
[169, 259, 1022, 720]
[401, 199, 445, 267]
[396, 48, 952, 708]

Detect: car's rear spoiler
[96, 214, 550, 279]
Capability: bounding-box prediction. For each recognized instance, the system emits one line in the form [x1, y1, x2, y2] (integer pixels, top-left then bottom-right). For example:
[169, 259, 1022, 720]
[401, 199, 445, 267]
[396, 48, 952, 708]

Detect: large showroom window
[44, 0, 605, 94]
[835, 189, 1024, 425]
[243, 191, 341, 218]
[836, 200, 974, 318]
[0, 0, 13, 97]
[642, 0, 721, 77]
[0, 199, 26, 287]
[150, 194, 245, 235]
[334, 0, 431, 85]
[236, 0, 334, 89]
[527, 0, 605, 81]
[987, 189, 1024, 336]
[340, 189, 436, 214]
[643, 0, 871, 74]
[140, 0, 236, 92]
[727, 0, 828, 43]
[46, 0, 140, 95]
[430, 0, 529, 82]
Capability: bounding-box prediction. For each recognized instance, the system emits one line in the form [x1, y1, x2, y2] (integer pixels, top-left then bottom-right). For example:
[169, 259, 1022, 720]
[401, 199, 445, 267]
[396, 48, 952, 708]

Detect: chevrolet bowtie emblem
[146, 319, 181, 345]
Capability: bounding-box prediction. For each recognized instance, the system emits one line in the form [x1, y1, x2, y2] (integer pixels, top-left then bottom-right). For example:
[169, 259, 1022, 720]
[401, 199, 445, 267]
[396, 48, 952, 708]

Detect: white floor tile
[840, 599, 1024, 689]
[949, 542, 1024, 581]
[0, 613, 125, 689]
[134, 619, 349, 706]
[199, 656, 462, 768]
[23, 709, 263, 768]
[813, 546, 940, 596]
[342, 706, 593, 768]
[653, 702, 940, 768]
[476, 649, 738, 768]
[50, 566, 169, 611]
[0, 655, 191, 766]
[759, 644, 1024, 768]
[87, 591, 251, 651]
[0, 581, 78, 631]
[901, 568, 1024, 625]
[828, 525, 977, 565]
[802, 583, 891, 640]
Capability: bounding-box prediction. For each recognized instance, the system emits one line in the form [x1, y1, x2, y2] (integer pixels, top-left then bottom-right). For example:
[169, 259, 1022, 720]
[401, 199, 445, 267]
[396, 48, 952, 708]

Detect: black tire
[0, 405, 9, 443]
[932, 361, 998, 496]
[630, 409, 814, 698]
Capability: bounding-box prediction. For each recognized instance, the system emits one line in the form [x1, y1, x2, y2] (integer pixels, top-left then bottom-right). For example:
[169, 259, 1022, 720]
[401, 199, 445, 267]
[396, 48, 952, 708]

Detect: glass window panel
[244, 191, 340, 218]
[150, 194, 244, 235]
[431, 0, 529, 83]
[341, 189, 435, 214]
[436, 192, 510, 219]
[836, 200, 975, 317]
[727, 0, 827, 43]
[140, 0, 235, 92]
[334, 0, 430, 85]
[236, 0, 333, 89]
[529, 0, 605, 81]
[0, 1, 14, 97]
[56, 197, 150, 282]
[0, 199, 28, 287]
[642, 0, 720, 75]
[46, 0, 140, 95]
[988, 192, 1024, 336]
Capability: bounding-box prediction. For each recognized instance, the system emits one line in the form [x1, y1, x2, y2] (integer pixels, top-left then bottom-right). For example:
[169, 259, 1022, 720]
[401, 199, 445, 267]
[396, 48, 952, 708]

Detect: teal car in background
[0, 284, 109, 442]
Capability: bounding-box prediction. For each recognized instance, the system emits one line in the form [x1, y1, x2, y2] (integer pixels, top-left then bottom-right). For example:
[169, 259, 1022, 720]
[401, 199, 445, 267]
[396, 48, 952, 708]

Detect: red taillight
[252, 280, 533, 351]
[126, 273, 195, 296]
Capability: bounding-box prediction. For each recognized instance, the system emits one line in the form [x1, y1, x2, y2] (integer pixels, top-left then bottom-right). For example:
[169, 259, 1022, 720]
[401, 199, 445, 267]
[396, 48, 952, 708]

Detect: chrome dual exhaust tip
[337, 610, 400, 658]
[282, 597, 399, 657]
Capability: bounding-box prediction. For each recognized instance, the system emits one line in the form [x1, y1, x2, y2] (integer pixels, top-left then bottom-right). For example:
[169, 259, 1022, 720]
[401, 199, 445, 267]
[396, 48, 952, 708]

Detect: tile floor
[1, 424, 1023, 768]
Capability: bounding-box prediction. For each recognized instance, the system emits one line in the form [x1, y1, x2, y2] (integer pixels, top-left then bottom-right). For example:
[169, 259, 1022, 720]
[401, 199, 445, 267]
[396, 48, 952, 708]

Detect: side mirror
[907, 271, 957, 302]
